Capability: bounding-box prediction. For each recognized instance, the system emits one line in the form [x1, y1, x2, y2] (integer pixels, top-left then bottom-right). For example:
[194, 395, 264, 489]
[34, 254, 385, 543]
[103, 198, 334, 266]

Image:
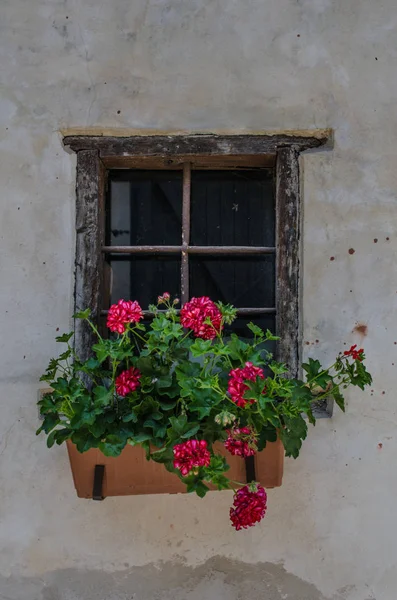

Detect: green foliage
[38, 298, 373, 495]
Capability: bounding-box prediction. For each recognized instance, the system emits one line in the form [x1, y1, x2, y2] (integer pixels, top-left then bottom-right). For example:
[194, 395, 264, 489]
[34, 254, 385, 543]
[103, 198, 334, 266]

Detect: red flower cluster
[180, 296, 222, 340]
[344, 345, 364, 361]
[228, 362, 265, 408]
[107, 299, 143, 333]
[225, 426, 258, 457]
[230, 484, 267, 530]
[115, 367, 141, 397]
[173, 439, 211, 476]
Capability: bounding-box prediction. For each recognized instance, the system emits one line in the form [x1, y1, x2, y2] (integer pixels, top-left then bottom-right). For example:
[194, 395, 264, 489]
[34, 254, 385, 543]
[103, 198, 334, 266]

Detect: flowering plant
[38, 295, 372, 530]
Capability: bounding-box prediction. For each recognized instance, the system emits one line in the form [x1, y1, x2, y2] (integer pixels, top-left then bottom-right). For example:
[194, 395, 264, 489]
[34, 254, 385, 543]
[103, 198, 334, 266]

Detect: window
[65, 132, 330, 387]
[105, 167, 276, 337]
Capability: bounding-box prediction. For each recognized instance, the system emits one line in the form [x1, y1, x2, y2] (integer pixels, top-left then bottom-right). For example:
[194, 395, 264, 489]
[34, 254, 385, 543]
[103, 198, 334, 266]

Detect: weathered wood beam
[64, 133, 330, 156]
[275, 146, 301, 378]
[74, 150, 105, 361]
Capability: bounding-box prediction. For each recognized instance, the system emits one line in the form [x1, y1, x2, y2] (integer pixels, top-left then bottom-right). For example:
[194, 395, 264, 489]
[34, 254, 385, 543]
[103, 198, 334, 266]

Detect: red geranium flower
[228, 362, 265, 407]
[225, 426, 258, 457]
[344, 345, 364, 361]
[115, 367, 141, 397]
[230, 483, 267, 530]
[107, 299, 143, 333]
[180, 296, 222, 340]
[173, 439, 211, 476]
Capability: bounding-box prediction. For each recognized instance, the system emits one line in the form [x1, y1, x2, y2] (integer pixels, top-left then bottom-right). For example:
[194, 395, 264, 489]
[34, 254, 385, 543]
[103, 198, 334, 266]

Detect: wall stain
[0, 557, 338, 600]
[353, 323, 368, 337]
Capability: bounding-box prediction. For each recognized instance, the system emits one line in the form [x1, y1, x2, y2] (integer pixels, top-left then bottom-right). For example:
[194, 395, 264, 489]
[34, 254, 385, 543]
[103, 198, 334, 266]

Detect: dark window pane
[107, 171, 183, 246]
[106, 255, 181, 308]
[190, 255, 275, 308]
[190, 170, 274, 246]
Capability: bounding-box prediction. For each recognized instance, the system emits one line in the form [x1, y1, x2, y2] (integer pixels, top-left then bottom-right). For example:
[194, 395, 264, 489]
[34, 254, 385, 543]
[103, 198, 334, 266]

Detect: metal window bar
[103, 162, 276, 317]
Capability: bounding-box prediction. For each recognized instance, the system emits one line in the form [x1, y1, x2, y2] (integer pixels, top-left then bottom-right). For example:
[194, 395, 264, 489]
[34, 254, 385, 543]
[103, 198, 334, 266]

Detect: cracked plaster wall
[0, 0, 397, 599]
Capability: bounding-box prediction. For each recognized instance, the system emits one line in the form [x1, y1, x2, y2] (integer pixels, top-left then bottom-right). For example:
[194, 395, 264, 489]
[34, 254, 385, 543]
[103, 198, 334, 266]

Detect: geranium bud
[215, 411, 236, 427]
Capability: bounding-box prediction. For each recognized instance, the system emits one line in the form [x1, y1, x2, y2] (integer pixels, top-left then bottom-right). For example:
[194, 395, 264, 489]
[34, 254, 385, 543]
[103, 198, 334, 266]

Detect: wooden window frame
[65, 132, 330, 387]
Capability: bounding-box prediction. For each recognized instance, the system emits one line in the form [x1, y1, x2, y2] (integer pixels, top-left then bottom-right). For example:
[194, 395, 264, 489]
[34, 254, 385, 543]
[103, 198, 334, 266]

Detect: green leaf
[185, 479, 210, 498]
[257, 426, 278, 450]
[51, 377, 69, 394]
[46, 430, 58, 448]
[246, 322, 264, 338]
[280, 415, 308, 459]
[38, 392, 57, 413]
[58, 348, 72, 361]
[37, 413, 60, 435]
[92, 343, 110, 365]
[122, 411, 138, 423]
[99, 434, 128, 457]
[190, 339, 213, 357]
[257, 398, 282, 428]
[265, 329, 280, 341]
[157, 398, 178, 411]
[306, 407, 316, 425]
[302, 358, 320, 374]
[169, 415, 188, 436]
[180, 424, 200, 439]
[84, 357, 100, 370]
[151, 447, 174, 463]
[54, 428, 72, 445]
[129, 432, 152, 444]
[55, 332, 74, 343]
[93, 385, 113, 407]
[269, 361, 289, 375]
[136, 357, 154, 375]
[73, 308, 91, 319]
[333, 387, 345, 412]
[290, 383, 314, 411]
[71, 431, 98, 453]
[88, 419, 108, 438]
[195, 481, 210, 498]
[70, 407, 98, 429]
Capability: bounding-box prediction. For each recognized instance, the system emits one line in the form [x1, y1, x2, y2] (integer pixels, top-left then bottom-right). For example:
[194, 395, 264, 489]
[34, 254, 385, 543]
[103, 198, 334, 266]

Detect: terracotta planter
[66, 438, 284, 499]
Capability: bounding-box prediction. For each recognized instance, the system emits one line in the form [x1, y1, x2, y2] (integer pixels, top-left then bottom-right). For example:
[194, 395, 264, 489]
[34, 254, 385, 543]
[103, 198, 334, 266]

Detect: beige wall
[1, 0, 396, 598]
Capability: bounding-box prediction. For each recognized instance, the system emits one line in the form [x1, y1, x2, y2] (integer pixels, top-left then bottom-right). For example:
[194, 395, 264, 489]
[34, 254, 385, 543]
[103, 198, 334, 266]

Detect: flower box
[39, 294, 372, 529]
[66, 438, 284, 499]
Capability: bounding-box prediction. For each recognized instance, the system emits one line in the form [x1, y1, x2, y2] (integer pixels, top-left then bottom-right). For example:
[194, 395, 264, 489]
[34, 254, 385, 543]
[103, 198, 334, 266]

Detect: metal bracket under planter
[92, 465, 105, 501]
[66, 439, 283, 498]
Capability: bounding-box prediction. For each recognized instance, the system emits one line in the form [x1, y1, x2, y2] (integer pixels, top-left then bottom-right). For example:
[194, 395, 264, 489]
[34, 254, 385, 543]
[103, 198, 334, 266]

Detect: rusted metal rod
[181, 163, 191, 303]
[101, 307, 276, 316]
[101, 245, 182, 254]
[187, 246, 275, 255]
[101, 245, 275, 255]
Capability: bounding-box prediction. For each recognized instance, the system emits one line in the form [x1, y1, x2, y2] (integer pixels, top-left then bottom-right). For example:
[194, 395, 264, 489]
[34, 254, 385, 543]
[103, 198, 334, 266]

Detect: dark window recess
[104, 166, 276, 335]
[190, 171, 275, 247]
[189, 255, 275, 308]
[107, 171, 183, 246]
[107, 255, 181, 307]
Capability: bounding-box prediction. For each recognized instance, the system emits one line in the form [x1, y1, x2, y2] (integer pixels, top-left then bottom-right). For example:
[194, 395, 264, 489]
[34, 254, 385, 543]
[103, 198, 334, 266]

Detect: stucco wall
[1, 0, 396, 598]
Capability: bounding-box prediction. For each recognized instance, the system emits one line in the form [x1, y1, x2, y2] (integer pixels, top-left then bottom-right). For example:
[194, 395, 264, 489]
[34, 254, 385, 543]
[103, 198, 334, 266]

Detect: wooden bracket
[92, 465, 105, 500]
